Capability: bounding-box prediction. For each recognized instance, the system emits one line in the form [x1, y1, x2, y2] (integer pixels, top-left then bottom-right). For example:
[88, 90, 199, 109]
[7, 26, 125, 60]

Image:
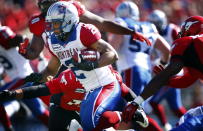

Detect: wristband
[133, 96, 144, 105]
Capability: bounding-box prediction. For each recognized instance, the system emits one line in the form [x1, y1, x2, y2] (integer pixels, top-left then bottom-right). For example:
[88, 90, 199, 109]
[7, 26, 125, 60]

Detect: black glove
[0, 90, 16, 102]
[24, 73, 43, 83]
[72, 54, 98, 71]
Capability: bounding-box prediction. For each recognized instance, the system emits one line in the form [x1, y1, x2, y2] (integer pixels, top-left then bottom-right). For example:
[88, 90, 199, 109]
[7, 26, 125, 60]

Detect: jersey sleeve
[168, 68, 199, 88]
[28, 14, 45, 36]
[72, 1, 86, 16]
[80, 24, 101, 47]
[170, 37, 193, 62]
[0, 26, 16, 49]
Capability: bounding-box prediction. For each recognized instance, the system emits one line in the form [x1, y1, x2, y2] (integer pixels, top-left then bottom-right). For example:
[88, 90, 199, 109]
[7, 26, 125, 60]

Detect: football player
[18, 0, 152, 130]
[122, 16, 203, 131]
[147, 9, 187, 130]
[0, 25, 49, 130]
[109, 1, 170, 130]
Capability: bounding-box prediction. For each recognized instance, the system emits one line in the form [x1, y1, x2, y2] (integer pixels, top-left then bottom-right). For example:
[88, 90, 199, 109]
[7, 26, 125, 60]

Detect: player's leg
[166, 88, 187, 117]
[149, 86, 171, 127]
[22, 98, 49, 126]
[49, 103, 81, 131]
[122, 66, 151, 95]
[0, 104, 13, 131]
[143, 116, 163, 131]
[80, 80, 123, 131]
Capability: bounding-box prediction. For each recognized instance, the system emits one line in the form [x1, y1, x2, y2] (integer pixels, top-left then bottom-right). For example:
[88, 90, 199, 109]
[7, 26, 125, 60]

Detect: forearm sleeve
[22, 84, 51, 99]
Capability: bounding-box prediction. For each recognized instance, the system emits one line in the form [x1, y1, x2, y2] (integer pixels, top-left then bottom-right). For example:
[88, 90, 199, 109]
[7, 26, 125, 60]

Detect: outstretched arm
[80, 11, 151, 46]
[140, 60, 183, 100]
[80, 11, 134, 35]
[0, 84, 51, 102]
[122, 61, 184, 122]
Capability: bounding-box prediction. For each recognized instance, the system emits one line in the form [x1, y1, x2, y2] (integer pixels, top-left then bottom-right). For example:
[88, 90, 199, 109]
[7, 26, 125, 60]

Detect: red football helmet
[38, 0, 58, 15]
[179, 16, 203, 38]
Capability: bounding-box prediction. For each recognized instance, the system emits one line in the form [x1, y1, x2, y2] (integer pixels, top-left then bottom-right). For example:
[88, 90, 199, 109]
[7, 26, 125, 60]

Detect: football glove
[133, 32, 152, 46]
[19, 38, 29, 55]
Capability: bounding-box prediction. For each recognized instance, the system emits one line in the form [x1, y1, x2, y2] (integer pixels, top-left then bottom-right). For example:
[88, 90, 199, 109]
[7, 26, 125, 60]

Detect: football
[72, 49, 100, 63]
[80, 49, 100, 62]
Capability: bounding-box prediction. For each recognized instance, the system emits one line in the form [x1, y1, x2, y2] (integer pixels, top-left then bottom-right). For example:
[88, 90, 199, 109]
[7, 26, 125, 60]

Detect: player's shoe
[69, 119, 82, 131]
[164, 122, 172, 131]
[132, 106, 149, 128]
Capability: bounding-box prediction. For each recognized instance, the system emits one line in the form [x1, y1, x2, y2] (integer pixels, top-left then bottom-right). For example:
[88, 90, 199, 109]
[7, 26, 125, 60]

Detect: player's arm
[80, 11, 133, 35]
[153, 34, 171, 65]
[39, 55, 61, 82]
[7, 34, 23, 48]
[0, 84, 51, 102]
[19, 35, 45, 60]
[90, 39, 119, 68]
[80, 11, 151, 46]
[23, 55, 61, 83]
[122, 60, 184, 122]
[140, 60, 183, 100]
[168, 68, 199, 88]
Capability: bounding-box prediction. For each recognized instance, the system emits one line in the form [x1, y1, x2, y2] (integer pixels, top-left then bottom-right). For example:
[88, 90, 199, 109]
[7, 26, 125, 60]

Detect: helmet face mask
[45, 1, 79, 41]
[179, 16, 203, 38]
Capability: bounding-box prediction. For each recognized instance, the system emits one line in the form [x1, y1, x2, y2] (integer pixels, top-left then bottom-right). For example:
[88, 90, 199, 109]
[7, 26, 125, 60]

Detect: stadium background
[0, 0, 203, 130]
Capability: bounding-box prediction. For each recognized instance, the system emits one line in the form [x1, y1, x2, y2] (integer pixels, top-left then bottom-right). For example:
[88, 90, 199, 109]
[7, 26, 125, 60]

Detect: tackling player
[147, 9, 187, 130]
[122, 16, 203, 130]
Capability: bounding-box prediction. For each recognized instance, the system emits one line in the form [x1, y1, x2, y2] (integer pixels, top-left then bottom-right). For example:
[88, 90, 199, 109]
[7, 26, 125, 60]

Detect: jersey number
[0, 55, 13, 70]
[67, 99, 82, 106]
[129, 36, 153, 54]
[65, 59, 86, 79]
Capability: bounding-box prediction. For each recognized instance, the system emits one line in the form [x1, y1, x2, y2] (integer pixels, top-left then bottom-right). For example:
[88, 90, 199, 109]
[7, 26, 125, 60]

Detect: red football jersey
[29, 1, 86, 36]
[0, 26, 16, 49]
[46, 67, 130, 111]
[46, 69, 85, 111]
[168, 35, 203, 88]
[171, 35, 203, 73]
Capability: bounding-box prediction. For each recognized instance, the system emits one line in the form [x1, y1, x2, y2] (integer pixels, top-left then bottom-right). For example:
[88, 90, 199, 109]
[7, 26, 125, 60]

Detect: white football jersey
[0, 26, 33, 79]
[43, 23, 116, 91]
[0, 46, 33, 79]
[115, 17, 159, 72]
[161, 23, 180, 46]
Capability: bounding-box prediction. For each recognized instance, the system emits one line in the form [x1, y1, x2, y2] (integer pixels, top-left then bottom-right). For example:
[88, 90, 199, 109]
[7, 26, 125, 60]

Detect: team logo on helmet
[184, 21, 199, 31]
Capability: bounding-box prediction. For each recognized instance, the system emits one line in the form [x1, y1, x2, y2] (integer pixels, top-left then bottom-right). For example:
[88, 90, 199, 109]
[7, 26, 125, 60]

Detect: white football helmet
[147, 10, 167, 32]
[115, 1, 139, 21]
[46, 1, 79, 35]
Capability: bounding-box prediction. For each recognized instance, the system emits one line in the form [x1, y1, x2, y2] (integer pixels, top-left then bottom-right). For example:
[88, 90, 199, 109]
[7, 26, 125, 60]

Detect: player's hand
[122, 101, 139, 123]
[0, 90, 16, 102]
[24, 73, 43, 83]
[153, 60, 167, 74]
[133, 32, 152, 46]
[72, 54, 98, 71]
[153, 65, 165, 74]
[19, 38, 29, 55]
